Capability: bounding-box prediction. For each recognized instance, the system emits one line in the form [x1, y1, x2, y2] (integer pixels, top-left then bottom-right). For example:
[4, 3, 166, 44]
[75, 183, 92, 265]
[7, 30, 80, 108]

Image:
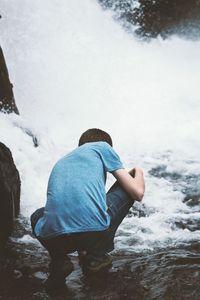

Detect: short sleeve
[96, 142, 124, 173]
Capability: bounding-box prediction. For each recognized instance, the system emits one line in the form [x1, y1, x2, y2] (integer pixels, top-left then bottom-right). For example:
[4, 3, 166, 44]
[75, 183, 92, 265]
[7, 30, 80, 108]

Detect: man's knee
[30, 207, 44, 232]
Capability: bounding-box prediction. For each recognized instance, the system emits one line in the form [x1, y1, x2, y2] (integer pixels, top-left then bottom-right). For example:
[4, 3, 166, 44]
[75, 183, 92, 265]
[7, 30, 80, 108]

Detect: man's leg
[41, 235, 74, 289]
[81, 181, 134, 272]
[88, 181, 134, 255]
[30, 207, 45, 232]
[30, 208, 74, 289]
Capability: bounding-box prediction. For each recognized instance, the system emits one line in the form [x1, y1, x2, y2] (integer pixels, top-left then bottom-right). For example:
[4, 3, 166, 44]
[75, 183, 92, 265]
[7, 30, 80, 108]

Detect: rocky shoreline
[0, 217, 199, 300]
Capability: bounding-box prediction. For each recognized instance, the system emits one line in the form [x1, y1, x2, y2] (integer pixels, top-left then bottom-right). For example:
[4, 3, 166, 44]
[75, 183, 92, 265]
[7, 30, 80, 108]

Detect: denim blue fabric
[34, 142, 124, 239]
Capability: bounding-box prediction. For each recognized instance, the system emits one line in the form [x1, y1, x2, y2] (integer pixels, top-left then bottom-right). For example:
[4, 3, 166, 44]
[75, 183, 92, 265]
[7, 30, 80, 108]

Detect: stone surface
[0, 218, 200, 300]
[0, 46, 19, 114]
[0, 142, 21, 243]
[98, 0, 200, 39]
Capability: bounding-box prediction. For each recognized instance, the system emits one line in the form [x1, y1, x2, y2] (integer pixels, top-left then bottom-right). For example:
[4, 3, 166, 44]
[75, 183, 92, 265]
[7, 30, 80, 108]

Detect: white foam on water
[1, 0, 200, 251]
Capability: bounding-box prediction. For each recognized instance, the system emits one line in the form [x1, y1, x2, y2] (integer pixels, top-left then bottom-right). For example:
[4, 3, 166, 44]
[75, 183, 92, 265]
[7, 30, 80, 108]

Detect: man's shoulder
[57, 142, 113, 164]
[75, 141, 110, 152]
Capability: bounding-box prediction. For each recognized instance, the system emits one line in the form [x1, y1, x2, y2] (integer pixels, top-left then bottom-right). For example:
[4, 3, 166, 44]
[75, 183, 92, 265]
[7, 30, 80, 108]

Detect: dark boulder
[0, 46, 39, 147]
[98, 0, 200, 39]
[0, 142, 20, 244]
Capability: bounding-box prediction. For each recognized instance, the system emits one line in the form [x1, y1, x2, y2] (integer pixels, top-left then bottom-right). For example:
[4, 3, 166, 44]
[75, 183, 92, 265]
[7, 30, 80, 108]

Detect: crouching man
[31, 128, 145, 289]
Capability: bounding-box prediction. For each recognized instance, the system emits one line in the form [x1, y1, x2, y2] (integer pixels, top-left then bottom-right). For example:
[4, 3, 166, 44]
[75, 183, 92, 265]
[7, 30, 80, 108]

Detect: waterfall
[1, 0, 200, 251]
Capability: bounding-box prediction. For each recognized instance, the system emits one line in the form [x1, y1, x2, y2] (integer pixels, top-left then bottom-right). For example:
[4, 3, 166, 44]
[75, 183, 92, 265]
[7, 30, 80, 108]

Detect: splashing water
[1, 0, 200, 252]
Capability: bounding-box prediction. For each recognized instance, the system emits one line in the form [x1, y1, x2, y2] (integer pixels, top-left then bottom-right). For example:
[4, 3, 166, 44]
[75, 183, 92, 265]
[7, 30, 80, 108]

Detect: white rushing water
[1, 0, 200, 252]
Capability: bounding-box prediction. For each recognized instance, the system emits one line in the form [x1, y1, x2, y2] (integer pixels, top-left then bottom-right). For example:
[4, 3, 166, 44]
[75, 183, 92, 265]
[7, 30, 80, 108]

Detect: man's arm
[112, 167, 145, 201]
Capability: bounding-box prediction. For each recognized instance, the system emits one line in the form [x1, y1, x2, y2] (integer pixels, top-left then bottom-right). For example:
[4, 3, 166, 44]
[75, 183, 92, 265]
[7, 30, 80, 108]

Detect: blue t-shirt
[35, 141, 124, 239]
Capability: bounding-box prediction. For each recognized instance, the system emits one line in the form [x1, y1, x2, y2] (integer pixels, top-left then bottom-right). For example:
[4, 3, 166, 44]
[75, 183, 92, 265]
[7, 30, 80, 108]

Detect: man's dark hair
[78, 128, 113, 147]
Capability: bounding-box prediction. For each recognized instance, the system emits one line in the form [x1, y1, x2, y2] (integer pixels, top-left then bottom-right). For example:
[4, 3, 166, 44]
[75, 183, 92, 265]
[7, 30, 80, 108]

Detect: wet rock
[0, 46, 19, 114]
[98, 0, 200, 39]
[0, 142, 21, 244]
[149, 164, 200, 209]
[24, 129, 38, 147]
[0, 47, 37, 147]
[149, 165, 182, 181]
[173, 219, 200, 232]
[128, 203, 157, 218]
[183, 195, 200, 207]
[33, 272, 47, 280]
[13, 270, 23, 279]
[0, 219, 200, 299]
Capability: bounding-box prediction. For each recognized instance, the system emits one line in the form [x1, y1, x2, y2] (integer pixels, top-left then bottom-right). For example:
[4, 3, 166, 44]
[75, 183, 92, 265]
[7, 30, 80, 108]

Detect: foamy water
[1, 0, 200, 252]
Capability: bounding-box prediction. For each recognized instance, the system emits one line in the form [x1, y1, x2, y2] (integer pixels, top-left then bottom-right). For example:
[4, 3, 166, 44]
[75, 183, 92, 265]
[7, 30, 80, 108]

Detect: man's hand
[113, 167, 145, 201]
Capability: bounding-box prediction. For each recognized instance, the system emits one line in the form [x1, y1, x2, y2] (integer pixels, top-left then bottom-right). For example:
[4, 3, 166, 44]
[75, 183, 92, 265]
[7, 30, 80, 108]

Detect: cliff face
[0, 46, 19, 114]
[0, 142, 20, 243]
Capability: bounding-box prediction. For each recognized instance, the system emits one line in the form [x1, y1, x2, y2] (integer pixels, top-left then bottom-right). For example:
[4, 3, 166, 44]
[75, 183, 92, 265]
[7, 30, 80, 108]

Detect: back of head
[78, 128, 113, 147]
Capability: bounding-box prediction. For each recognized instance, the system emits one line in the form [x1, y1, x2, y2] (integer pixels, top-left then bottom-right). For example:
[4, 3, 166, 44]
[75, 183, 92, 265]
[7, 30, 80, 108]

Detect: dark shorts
[31, 181, 134, 258]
